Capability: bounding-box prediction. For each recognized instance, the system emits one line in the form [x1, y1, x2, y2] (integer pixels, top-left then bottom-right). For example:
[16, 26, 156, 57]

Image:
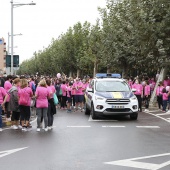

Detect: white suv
[85, 73, 138, 120]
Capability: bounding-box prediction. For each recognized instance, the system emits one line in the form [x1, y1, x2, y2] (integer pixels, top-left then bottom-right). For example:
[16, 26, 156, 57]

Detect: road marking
[145, 111, 170, 123]
[88, 116, 118, 122]
[156, 113, 170, 116]
[136, 126, 160, 128]
[104, 152, 170, 170]
[0, 147, 28, 158]
[147, 110, 160, 113]
[102, 126, 125, 128]
[67, 126, 91, 128]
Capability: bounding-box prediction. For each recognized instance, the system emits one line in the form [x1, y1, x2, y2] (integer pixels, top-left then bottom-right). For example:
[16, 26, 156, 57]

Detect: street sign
[6, 55, 19, 67]
[104, 152, 170, 170]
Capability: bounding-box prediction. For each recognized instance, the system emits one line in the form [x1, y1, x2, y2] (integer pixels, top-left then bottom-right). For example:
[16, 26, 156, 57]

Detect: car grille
[106, 99, 130, 105]
[105, 108, 131, 112]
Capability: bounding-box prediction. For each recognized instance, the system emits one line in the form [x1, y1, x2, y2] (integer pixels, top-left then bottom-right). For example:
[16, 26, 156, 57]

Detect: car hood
[95, 91, 134, 99]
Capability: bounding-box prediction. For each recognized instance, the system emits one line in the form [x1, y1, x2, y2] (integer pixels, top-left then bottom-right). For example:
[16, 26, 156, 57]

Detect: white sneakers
[37, 128, 40, 132]
[44, 128, 48, 132]
[0, 128, 2, 132]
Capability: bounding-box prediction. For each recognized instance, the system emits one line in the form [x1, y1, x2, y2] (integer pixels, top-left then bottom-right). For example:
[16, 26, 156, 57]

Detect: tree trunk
[93, 61, 98, 78]
[77, 69, 80, 78]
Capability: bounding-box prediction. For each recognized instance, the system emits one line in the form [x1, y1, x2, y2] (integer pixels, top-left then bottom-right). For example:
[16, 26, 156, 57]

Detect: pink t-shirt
[156, 86, 164, 96]
[0, 87, 7, 104]
[18, 87, 33, 106]
[47, 86, 56, 99]
[67, 86, 72, 97]
[4, 81, 12, 102]
[61, 84, 67, 96]
[132, 83, 143, 95]
[72, 81, 83, 95]
[163, 93, 168, 100]
[35, 86, 49, 108]
[144, 85, 151, 96]
[128, 81, 133, 89]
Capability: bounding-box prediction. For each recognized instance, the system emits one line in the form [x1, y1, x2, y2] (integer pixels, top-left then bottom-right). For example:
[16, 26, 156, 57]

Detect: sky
[0, 0, 107, 64]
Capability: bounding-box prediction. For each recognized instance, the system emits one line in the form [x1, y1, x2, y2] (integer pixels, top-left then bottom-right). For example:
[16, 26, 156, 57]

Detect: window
[96, 81, 130, 92]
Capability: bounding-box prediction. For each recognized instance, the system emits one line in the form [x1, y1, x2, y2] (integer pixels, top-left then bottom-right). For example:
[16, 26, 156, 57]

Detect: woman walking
[18, 79, 33, 131]
[35, 79, 50, 132]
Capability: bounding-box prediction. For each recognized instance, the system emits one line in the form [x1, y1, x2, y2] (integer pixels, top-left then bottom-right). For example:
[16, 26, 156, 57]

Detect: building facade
[0, 38, 6, 74]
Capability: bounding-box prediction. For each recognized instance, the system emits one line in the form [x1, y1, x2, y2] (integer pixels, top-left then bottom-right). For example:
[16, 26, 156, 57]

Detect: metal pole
[11, 0, 13, 75]
[8, 32, 10, 55]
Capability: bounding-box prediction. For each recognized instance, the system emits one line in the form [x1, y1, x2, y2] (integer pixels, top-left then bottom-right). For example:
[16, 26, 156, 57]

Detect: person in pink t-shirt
[18, 79, 33, 131]
[72, 78, 84, 111]
[144, 80, 151, 111]
[60, 81, 68, 109]
[0, 87, 8, 131]
[35, 79, 50, 132]
[46, 79, 56, 129]
[4, 75, 12, 120]
[162, 88, 168, 112]
[66, 82, 73, 112]
[156, 81, 164, 110]
[132, 79, 143, 112]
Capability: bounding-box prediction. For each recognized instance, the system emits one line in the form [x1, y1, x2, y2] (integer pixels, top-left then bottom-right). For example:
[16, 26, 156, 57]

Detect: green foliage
[18, 0, 170, 77]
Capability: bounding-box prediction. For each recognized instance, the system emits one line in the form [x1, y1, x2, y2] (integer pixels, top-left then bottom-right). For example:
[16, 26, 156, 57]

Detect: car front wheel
[91, 103, 97, 119]
[130, 113, 138, 120]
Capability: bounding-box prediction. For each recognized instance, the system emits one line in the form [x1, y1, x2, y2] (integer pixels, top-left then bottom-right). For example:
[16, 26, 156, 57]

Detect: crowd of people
[0, 72, 170, 132]
[0, 74, 90, 132]
[127, 75, 170, 113]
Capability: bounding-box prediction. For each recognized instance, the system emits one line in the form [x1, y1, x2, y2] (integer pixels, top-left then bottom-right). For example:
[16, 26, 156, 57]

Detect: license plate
[112, 105, 124, 109]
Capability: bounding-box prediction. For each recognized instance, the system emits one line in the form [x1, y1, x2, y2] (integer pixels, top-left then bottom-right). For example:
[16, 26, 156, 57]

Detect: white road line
[67, 126, 91, 128]
[136, 126, 160, 128]
[156, 113, 170, 116]
[102, 126, 125, 128]
[105, 152, 170, 170]
[147, 110, 160, 113]
[145, 111, 170, 123]
[88, 116, 118, 122]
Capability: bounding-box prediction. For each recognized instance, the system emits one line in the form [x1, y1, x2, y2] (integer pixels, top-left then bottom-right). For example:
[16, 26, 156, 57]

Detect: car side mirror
[87, 87, 93, 93]
[132, 88, 136, 93]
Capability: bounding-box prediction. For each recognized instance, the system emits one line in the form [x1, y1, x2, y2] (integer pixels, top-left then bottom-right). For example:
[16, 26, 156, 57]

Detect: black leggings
[20, 105, 30, 121]
[157, 96, 163, 109]
[135, 95, 142, 111]
[61, 96, 67, 108]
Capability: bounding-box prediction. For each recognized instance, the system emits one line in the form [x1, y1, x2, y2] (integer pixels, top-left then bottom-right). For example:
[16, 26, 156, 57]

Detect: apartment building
[0, 38, 6, 74]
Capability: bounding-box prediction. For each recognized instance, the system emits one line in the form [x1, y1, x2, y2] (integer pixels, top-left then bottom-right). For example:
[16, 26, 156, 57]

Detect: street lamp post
[8, 32, 22, 55]
[10, 0, 36, 75]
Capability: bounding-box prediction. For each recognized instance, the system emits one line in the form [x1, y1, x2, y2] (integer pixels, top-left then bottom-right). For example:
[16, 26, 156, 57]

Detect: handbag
[53, 93, 58, 105]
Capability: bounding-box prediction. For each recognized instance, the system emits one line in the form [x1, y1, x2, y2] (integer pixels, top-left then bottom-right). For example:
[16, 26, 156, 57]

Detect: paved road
[1, 109, 170, 170]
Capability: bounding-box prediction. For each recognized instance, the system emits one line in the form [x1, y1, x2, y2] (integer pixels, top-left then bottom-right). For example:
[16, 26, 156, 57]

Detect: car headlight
[95, 96, 104, 100]
[131, 96, 137, 100]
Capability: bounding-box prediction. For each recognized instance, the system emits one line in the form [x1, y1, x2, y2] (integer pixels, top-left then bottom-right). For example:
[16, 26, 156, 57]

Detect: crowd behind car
[0, 72, 169, 132]
[0, 74, 90, 132]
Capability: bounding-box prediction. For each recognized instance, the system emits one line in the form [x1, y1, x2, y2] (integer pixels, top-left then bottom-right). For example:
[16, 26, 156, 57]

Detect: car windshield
[96, 81, 130, 92]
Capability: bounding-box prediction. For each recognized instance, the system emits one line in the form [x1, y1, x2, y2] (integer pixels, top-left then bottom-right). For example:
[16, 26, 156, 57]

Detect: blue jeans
[0, 105, 2, 128]
[163, 100, 168, 111]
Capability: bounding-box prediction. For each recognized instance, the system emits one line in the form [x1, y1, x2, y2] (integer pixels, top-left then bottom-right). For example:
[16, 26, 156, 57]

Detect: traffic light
[6, 55, 19, 67]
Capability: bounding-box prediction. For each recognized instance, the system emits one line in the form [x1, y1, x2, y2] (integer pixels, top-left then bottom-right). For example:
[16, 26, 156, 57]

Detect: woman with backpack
[8, 78, 21, 130]
[18, 79, 33, 131]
